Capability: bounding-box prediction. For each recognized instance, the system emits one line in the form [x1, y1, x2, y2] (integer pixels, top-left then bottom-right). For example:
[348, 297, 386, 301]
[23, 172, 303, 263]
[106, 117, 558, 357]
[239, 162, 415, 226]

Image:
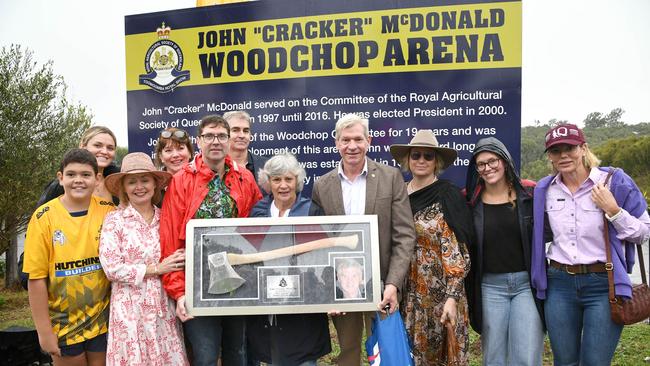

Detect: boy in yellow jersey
[24, 149, 115, 366]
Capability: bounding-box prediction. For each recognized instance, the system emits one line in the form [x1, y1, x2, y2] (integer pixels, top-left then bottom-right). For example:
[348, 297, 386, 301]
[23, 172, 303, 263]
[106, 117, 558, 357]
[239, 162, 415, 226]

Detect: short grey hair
[336, 257, 363, 274]
[334, 113, 369, 140]
[257, 153, 306, 193]
[223, 110, 251, 126]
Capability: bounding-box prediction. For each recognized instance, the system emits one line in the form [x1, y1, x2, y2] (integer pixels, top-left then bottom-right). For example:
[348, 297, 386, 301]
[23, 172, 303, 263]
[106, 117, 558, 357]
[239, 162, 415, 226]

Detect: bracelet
[153, 264, 158, 276]
[605, 209, 623, 222]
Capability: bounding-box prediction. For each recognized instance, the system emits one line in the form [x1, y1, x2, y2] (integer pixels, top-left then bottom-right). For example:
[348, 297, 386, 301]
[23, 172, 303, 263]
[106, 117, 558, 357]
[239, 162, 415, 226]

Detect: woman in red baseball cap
[530, 124, 650, 365]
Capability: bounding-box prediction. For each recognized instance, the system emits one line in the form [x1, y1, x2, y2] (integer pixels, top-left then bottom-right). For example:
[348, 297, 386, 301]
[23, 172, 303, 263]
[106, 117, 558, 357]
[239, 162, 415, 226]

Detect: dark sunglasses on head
[160, 130, 188, 139]
[410, 151, 435, 161]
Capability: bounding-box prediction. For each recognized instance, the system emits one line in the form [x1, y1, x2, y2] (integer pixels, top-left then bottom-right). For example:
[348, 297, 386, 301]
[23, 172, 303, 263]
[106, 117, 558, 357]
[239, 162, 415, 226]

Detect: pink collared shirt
[546, 168, 650, 265]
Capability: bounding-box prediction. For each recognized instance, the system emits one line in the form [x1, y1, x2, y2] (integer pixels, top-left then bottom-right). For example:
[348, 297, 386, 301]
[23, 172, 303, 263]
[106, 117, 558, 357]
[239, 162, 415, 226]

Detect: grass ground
[2, 286, 648, 365]
[0, 285, 33, 329]
[320, 322, 650, 366]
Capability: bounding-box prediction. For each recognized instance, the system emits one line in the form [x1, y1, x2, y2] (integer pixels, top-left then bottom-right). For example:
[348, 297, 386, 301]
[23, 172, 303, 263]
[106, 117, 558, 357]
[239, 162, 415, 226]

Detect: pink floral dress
[100, 205, 188, 366]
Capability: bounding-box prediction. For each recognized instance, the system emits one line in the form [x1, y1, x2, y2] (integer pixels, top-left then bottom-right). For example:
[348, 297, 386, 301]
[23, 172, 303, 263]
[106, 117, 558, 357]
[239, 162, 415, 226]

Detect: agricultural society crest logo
[138, 22, 190, 93]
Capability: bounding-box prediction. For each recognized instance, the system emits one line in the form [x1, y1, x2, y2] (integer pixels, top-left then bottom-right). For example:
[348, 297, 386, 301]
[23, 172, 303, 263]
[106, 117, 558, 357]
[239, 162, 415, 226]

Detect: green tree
[115, 146, 128, 166]
[520, 109, 650, 183]
[594, 135, 650, 199]
[0, 45, 92, 288]
[547, 118, 567, 127]
[584, 107, 625, 129]
[520, 125, 549, 167]
[520, 121, 554, 181]
[520, 159, 550, 181]
[604, 107, 625, 128]
[584, 111, 606, 129]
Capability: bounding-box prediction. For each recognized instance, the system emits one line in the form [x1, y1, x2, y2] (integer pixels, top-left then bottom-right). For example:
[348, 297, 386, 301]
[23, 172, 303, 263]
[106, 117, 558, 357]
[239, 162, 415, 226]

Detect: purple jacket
[531, 167, 647, 299]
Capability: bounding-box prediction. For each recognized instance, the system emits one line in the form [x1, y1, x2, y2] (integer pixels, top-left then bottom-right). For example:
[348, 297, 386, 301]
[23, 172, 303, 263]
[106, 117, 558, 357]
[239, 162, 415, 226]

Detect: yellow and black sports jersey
[24, 196, 115, 346]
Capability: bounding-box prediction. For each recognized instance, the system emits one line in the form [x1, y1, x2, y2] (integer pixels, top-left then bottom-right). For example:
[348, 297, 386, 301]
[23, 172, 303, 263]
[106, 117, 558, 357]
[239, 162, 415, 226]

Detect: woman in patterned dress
[390, 130, 474, 365]
[99, 153, 188, 366]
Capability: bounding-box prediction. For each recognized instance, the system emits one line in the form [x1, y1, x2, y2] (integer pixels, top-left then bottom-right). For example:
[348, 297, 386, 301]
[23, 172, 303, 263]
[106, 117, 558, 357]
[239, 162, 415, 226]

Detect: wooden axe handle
[227, 234, 358, 265]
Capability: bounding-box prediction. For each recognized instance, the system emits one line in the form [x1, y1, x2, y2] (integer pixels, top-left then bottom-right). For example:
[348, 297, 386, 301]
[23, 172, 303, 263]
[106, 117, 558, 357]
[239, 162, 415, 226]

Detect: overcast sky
[1, 0, 648, 147]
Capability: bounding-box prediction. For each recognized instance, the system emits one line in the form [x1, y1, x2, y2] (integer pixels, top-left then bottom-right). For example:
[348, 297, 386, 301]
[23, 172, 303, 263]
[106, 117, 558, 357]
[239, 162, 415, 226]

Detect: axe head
[207, 252, 246, 294]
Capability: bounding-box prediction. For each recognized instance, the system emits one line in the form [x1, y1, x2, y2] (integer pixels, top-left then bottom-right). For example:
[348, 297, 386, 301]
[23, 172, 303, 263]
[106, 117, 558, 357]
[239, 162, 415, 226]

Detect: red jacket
[160, 154, 262, 300]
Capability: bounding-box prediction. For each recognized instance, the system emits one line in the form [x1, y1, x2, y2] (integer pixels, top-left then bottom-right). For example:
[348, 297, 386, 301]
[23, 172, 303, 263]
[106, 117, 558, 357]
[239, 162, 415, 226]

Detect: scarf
[409, 179, 476, 249]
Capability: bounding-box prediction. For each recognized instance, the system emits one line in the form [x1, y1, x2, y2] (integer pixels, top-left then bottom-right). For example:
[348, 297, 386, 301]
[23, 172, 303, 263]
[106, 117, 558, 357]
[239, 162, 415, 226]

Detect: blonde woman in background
[38, 126, 119, 205]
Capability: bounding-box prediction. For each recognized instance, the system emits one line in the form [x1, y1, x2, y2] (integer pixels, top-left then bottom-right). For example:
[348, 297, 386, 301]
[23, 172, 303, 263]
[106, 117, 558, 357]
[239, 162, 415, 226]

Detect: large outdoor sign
[125, 0, 522, 192]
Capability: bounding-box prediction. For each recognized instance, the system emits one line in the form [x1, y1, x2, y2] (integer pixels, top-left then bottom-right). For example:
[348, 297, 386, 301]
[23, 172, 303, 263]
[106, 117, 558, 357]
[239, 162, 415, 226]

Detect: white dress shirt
[338, 159, 368, 215]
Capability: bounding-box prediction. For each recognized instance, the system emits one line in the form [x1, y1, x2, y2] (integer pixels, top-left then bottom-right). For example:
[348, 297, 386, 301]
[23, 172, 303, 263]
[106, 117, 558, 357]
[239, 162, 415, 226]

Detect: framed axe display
[185, 215, 381, 316]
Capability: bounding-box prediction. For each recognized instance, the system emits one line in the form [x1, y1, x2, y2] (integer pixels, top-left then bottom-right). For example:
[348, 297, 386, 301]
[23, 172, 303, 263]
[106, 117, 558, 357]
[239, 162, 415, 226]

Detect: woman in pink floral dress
[100, 152, 188, 366]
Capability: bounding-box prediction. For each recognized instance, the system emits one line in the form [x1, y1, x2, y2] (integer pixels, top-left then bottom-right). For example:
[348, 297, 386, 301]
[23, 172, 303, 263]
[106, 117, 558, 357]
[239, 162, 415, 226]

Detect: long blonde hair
[79, 126, 117, 148]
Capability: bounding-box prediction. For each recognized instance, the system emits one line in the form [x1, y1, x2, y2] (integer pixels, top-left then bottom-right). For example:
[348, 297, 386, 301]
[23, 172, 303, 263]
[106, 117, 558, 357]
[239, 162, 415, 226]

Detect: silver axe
[207, 234, 359, 294]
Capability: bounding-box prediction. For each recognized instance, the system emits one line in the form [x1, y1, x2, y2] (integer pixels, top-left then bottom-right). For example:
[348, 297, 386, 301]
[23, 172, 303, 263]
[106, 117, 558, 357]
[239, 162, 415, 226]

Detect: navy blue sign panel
[126, 0, 522, 195]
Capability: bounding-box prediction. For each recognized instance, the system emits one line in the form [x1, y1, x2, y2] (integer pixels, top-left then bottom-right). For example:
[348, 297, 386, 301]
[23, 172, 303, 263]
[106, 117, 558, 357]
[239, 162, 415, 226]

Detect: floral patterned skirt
[401, 281, 470, 365]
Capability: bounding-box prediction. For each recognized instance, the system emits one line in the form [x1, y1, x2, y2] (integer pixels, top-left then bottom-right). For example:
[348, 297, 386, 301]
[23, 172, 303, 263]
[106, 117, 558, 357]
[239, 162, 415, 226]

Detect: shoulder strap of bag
[603, 169, 618, 305]
[603, 168, 648, 306]
[640, 242, 648, 285]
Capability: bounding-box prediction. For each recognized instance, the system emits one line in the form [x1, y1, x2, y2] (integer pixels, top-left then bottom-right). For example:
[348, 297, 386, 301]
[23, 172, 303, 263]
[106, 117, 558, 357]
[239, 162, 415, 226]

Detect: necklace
[143, 212, 154, 223]
[408, 177, 437, 194]
[134, 206, 155, 224]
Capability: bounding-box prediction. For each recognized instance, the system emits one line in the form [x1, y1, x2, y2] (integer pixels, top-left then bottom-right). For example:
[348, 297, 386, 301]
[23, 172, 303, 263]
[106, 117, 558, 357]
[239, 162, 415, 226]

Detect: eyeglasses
[547, 144, 579, 155]
[475, 158, 501, 171]
[160, 130, 188, 139]
[200, 133, 229, 143]
[410, 151, 435, 161]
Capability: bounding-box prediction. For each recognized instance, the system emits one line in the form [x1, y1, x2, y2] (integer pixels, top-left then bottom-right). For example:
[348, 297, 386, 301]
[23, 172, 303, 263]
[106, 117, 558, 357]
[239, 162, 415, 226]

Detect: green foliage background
[520, 110, 650, 201]
[0, 45, 92, 286]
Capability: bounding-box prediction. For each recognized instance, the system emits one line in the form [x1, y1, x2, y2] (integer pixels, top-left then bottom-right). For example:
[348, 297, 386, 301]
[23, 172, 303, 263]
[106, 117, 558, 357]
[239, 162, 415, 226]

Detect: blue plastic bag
[365, 310, 415, 366]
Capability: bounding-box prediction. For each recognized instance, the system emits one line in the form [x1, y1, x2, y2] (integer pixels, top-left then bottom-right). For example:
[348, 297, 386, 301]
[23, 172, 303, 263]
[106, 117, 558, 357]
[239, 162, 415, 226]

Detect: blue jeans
[183, 315, 247, 366]
[251, 361, 316, 366]
[545, 267, 623, 366]
[481, 271, 544, 366]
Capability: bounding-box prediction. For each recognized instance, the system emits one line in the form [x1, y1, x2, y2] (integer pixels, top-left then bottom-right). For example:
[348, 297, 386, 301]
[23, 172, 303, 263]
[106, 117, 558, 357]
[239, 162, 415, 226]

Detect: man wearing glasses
[224, 110, 270, 191]
[159, 114, 262, 366]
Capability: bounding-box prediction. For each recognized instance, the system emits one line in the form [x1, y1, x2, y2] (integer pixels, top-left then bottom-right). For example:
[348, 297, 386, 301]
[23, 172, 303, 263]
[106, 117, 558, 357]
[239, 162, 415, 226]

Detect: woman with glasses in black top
[465, 137, 544, 366]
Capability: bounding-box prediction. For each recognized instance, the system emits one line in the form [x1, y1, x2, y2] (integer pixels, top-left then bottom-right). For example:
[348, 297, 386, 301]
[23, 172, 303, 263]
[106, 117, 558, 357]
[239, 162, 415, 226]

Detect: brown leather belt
[549, 260, 607, 274]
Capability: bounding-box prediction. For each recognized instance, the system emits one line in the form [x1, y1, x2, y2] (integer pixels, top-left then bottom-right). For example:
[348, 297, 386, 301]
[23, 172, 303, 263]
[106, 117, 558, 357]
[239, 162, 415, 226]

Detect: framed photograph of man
[333, 257, 367, 301]
[185, 215, 381, 316]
